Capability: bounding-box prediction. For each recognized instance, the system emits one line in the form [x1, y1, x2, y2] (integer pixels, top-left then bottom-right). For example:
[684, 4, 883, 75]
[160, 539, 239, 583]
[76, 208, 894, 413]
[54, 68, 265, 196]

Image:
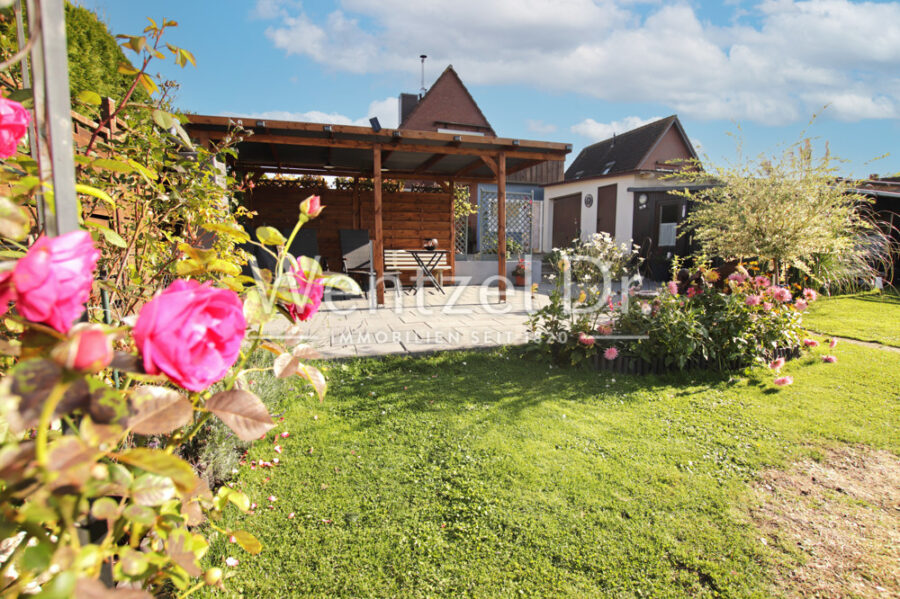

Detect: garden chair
[339, 229, 401, 308]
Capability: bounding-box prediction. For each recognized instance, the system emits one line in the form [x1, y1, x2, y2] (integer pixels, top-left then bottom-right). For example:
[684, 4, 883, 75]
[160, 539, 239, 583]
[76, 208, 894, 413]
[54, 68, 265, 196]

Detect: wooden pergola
[186, 116, 571, 304]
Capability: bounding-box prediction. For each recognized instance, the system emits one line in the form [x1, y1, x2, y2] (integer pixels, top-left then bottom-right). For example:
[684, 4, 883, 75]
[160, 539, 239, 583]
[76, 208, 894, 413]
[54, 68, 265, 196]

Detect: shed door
[596, 184, 617, 236]
[552, 193, 581, 248]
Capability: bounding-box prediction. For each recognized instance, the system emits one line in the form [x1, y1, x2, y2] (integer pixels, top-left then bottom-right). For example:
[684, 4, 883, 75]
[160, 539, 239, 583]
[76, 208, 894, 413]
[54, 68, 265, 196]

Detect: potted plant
[512, 258, 527, 287]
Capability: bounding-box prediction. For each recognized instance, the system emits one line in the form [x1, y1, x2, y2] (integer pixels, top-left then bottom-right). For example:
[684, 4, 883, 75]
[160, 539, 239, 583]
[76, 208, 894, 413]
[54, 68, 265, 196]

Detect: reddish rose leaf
[5, 359, 90, 433]
[127, 386, 193, 435]
[206, 390, 275, 441]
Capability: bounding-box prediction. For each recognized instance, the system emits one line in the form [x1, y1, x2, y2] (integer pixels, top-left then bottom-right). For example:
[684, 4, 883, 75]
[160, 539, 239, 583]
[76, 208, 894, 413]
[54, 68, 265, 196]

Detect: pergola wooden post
[497, 152, 507, 302]
[372, 145, 385, 305]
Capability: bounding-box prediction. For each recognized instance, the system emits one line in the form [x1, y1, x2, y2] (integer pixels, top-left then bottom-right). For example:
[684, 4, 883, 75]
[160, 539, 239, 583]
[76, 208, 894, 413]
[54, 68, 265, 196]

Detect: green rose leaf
[90, 497, 120, 520]
[256, 226, 286, 246]
[205, 389, 275, 442]
[117, 448, 198, 495]
[132, 473, 176, 506]
[322, 273, 362, 294]
[76, 90, 102, 106]
[85, 220, 126, 248]
[122, 504, 155, 526]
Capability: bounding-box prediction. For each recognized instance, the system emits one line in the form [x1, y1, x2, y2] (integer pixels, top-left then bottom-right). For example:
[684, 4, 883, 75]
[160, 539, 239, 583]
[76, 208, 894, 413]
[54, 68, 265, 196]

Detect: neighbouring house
[543, 115, 704, 278]
[398, 66, 562, 260]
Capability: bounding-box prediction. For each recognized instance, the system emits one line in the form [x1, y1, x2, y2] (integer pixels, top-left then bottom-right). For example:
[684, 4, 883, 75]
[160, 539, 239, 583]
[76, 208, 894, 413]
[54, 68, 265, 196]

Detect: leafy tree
[674, 139, 888, 288]
[0, 2, 147, 102]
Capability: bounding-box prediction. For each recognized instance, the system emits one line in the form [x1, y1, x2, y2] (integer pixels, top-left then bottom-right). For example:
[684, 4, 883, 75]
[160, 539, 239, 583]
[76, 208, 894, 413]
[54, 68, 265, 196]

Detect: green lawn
[202, 341, 899, 598]
[803, 290, 900, 347]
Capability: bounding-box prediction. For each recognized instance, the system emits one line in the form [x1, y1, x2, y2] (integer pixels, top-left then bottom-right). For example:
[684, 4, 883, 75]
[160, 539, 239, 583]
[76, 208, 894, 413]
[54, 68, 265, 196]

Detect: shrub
[614, 266, 806, 370]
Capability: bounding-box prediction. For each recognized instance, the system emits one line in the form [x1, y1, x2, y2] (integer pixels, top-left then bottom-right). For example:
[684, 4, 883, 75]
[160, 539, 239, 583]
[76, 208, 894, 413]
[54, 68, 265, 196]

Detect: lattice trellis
[454, 215, 468, 255]
[478, 189, 535, 254]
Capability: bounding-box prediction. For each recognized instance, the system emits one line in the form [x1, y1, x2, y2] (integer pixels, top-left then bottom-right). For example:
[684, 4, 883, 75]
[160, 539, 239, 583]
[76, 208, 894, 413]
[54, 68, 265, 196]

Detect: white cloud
[526, 119, 557, 134]
[255, 0, 900, 125]
[571, 115, 662, 141]
[223, 97, 399, 128]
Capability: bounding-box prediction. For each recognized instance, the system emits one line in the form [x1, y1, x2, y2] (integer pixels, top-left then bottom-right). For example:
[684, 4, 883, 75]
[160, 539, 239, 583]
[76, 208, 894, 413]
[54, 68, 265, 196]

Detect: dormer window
[601, 161, 615, 175]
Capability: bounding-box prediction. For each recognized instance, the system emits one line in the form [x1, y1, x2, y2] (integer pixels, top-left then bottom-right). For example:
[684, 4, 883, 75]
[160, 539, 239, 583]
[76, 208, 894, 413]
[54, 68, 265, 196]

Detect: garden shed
[185, 116, 570, 304]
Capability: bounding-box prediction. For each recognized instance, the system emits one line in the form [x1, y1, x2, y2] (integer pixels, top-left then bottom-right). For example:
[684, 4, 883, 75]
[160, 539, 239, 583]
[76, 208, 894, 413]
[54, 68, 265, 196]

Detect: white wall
[543, 175, 639, 249]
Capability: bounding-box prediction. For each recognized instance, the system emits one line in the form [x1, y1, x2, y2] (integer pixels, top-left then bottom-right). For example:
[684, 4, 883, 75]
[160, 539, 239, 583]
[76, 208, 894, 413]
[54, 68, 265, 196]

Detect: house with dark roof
[542, 115, 699, 264]
[399, 66, 563, 259]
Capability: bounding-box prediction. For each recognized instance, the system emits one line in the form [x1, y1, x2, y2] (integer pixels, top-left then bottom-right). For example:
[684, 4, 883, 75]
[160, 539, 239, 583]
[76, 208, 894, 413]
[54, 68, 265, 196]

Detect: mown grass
[202, 342, 899, 598]
[803, 289, 900, 347]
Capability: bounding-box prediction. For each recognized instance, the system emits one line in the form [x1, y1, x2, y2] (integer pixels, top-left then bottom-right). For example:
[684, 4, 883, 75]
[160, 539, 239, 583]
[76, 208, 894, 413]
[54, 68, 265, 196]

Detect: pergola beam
[414, 153, 446, 173]
[197, 130, 566, 162]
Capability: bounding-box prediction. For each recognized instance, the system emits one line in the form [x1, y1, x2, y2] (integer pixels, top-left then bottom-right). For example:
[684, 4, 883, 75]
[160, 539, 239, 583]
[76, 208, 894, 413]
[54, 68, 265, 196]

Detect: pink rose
[0, 98, 31, 158]
[134, 279, 246, 391]
[51, 323, 113, 373]
[802, 288, 818, 302]
[773, 376, 793, 387]
[287, 267, 325, 322]
[794, 298, 808, 311]
[666, 280, 678, 296]
[745, 294, 761, 307]
[577, 332, 594, 347]
[0, 269, 14, 317]
[603, 346, 618, 360]
[822, 355, 837, 363]
[769, 357, 785, 371]
[13, 231, 99, 332]
[300, 195, 324, 218]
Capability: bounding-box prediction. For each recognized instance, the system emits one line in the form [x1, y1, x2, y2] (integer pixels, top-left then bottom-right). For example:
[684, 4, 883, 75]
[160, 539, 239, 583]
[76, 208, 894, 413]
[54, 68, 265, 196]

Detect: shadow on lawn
[329, 349, 735, 431]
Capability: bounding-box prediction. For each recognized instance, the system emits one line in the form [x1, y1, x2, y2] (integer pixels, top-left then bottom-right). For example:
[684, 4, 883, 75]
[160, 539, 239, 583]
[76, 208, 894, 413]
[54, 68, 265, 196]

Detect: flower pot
[514, 274, 525, 287]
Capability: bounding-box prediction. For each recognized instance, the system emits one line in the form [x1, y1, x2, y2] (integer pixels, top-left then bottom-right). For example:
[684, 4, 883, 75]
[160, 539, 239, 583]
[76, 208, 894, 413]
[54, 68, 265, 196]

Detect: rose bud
[299, 195, 324, 218]
[51, 323, 113, 373]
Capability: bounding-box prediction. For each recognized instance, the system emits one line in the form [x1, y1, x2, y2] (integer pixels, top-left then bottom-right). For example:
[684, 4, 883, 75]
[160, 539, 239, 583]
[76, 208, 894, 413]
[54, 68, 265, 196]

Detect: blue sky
[81, 0, 899, 178]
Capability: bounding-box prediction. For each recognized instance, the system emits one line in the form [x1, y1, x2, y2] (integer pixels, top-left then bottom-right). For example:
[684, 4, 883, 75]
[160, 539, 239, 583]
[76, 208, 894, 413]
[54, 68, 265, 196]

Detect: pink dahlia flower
[802, 288, 818, 302]
[770, 286, 792, 303]
[745, 294, 761, 307]
[577, 332, 595, 347]
[753, 275, 771, 288]
[603, 346, 618, 360]
[793, 298, 808, 311]
[769, 357, 785, 371]
[666, 280, 678, 296]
